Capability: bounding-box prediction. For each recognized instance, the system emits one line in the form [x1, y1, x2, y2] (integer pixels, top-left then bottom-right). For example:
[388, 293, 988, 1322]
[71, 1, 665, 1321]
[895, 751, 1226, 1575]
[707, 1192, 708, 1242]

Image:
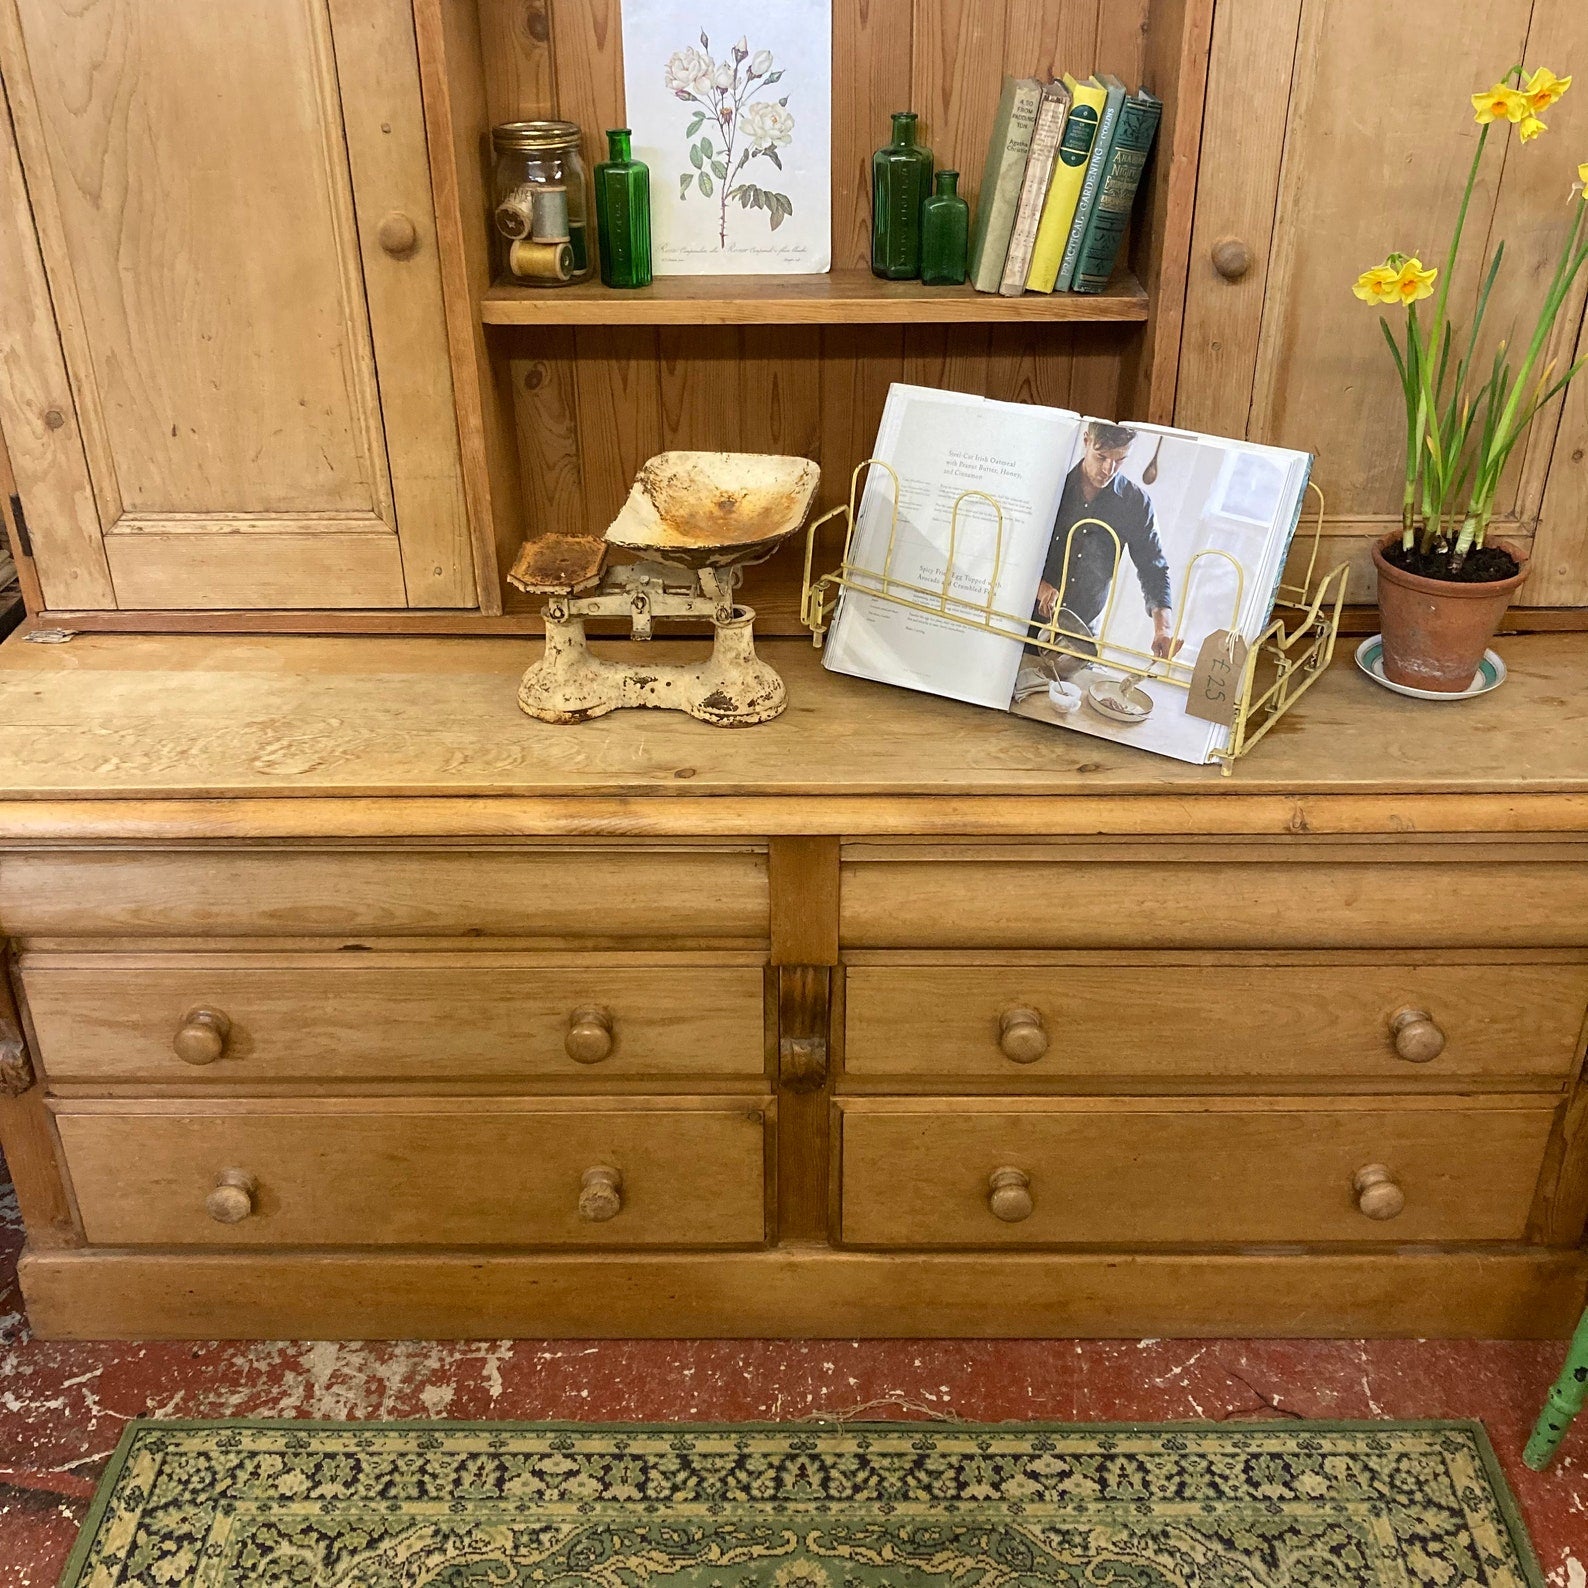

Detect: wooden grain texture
[53, 1097, 769, 1247]
[1532, 307, 1588, 606]
[831, 0, 913, 272]
[328, 0, 474, 608]
[0, 59, 112, 609]
[840, 852, 1588, 949]
[837, 1095, 1558, 1246]
[478, 0, 557, 121]
[480, 271, 1151, 324]
[0, 952, 77, 1246]
[509, 329, 587, 540]
[1173, 0, 1302, 437]
[19, 1246, 1586, 1340]
[842, 959, 1588, 1083]
[0, 847, 768, 940]
[3, 634, 1588, 804]
[20, 953, 769, 1085]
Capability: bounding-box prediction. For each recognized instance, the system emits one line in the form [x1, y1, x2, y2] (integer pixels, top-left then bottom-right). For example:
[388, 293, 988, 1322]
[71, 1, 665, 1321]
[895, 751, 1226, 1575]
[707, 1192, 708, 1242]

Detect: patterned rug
[61, 1419, 1541, 1587]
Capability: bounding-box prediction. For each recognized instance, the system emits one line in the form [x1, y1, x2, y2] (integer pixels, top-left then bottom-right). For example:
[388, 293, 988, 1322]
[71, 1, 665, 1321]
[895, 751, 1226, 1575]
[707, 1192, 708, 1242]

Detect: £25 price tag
[1185, 629, 1249, 727]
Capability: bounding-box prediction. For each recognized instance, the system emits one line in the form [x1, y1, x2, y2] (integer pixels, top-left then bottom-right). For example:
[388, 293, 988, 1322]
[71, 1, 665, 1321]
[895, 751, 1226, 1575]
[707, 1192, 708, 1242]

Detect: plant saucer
[1354, 635, 1506, 701]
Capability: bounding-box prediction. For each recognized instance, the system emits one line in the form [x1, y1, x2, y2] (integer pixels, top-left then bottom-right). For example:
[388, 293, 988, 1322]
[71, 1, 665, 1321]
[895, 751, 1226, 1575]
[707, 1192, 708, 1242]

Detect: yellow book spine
[1026, 76, 1107, 293]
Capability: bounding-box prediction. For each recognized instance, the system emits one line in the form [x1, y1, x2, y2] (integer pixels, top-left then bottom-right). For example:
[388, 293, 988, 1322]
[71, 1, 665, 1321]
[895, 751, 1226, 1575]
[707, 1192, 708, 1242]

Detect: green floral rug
[62, 1419, 1541, 1587]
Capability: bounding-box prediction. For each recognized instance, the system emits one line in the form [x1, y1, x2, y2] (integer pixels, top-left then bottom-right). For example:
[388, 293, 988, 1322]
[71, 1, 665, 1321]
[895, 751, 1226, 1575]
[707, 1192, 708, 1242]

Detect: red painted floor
[1, 1162, 1584, 1587]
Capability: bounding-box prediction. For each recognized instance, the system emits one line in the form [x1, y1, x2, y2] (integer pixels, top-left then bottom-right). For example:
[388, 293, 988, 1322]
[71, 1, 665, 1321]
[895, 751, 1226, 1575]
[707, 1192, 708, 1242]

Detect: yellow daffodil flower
[1472, 83, 1528, 123]
[1577, 161, 1588, 201]
[1523, 67, 1571, 112]
[1352, 255, 1437, 306]
[1519, 113, 1548, 142]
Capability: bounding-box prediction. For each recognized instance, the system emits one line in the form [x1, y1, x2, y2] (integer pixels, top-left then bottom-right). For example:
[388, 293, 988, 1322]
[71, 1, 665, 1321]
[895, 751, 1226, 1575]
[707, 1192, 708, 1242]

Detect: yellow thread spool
[509, 240, 575, 282]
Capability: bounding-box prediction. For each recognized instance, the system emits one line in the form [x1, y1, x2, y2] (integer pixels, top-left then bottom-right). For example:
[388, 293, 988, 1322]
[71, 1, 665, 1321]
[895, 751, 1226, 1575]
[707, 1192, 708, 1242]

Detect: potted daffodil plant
[1355, 65, 1588, 691]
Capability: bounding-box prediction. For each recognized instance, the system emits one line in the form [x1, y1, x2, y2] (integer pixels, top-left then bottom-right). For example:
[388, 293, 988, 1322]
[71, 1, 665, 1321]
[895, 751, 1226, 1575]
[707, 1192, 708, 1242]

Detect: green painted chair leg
[1525, 1303, 1588, 1470]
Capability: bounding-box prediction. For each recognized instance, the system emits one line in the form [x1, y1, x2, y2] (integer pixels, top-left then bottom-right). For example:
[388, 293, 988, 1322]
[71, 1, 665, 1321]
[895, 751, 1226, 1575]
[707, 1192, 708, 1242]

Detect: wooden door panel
[0, 0, 472, 611]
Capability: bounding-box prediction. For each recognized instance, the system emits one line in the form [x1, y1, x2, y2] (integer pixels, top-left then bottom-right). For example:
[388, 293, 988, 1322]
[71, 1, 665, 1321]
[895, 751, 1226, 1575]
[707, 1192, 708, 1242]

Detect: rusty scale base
[508, 452, 821, 727]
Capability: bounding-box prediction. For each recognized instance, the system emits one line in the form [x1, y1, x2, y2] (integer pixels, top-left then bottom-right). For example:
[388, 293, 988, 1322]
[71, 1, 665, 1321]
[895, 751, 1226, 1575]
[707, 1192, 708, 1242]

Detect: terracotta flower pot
[1371, 532, 1528, 692]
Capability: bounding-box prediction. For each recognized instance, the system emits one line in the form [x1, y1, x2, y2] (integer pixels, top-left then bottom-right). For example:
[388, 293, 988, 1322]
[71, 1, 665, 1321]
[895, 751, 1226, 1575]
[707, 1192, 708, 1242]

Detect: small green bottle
[920, 169, 969, 286]
[871, 111, 933, 280]
[594, 127, 651, 288]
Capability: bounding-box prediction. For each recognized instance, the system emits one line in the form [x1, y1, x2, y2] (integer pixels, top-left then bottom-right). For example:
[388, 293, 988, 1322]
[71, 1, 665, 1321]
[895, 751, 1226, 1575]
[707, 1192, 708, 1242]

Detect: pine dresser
[0, 629, 1585, 1339]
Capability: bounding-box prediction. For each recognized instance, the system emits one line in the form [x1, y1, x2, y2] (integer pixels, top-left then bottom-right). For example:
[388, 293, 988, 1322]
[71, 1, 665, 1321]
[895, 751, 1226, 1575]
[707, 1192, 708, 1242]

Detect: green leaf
[690, 144, 703, 169]
[686, 113, 706, 136]
[699, 171, 714, 196]
[680, 172, 694, 196]
[765, 148, 782, 170]
[711, 160, 728, 179]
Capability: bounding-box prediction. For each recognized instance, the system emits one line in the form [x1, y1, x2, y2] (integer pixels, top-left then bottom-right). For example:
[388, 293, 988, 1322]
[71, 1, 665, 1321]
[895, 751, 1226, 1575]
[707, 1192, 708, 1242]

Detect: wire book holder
[801, 460, 1347, 774]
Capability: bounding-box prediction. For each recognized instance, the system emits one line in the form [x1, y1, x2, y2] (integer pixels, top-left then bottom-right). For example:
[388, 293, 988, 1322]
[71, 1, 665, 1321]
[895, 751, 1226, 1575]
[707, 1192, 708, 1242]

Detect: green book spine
[1072, 95, 1162, 294]
[967, 77, 1042, 293]
[1055, 75, 1124, 291]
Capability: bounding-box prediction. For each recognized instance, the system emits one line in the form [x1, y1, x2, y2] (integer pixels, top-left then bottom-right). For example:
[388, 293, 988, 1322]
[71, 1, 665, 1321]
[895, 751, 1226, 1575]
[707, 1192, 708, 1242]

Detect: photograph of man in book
[1027, 420, 1181, 676]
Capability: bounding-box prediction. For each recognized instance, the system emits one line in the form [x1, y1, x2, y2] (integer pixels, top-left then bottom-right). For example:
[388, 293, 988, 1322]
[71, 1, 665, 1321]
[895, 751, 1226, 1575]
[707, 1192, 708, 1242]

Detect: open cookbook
[821, 384, 1314, 765]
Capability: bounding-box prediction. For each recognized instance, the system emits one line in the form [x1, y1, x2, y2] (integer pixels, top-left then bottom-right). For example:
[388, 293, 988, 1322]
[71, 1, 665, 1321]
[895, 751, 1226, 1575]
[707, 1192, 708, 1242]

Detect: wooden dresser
[1, 630, 1585, 1339]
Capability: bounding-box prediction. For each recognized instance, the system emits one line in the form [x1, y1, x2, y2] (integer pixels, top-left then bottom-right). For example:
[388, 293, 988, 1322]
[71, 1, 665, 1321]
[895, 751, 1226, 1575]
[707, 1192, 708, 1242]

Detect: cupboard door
[0, 0, 473, 611]
[1177, 0, 1588, 605]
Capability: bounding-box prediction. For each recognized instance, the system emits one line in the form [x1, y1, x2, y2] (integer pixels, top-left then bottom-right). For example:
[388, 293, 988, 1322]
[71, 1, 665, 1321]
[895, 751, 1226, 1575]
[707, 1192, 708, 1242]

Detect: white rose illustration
[663, 47, 710, 94]
[750, 49, 773, 76]
[744, 100, 795, 149]
[712, 61, 735, 90]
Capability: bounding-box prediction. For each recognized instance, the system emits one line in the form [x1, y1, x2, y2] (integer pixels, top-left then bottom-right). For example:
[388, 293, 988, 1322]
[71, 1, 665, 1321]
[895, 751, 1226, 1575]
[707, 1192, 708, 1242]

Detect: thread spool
[530, 183, 572, 244]
[509, 239, 575, 282]
[494, 182, 538, 240]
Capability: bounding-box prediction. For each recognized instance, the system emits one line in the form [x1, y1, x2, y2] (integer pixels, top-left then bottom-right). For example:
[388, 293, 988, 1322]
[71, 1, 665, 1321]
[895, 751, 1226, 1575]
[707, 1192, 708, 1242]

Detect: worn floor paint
[1, 1167, 1584, 1587]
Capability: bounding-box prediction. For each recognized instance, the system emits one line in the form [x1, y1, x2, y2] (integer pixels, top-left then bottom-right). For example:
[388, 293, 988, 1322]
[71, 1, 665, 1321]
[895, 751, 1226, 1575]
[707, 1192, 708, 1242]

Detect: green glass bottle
[594, 127, 652, 288]
[920, 169, 969, 286]
[871, 111, 933, 280]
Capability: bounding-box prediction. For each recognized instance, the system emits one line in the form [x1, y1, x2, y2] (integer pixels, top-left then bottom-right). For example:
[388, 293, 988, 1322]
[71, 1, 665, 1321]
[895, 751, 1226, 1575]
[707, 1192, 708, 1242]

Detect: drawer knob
[998, 1008, 1049, 1064]
[377, 210, 419, 257]
[988, 1166, 1034, 1223]
[1212, 236, 1252, 280]
[205, 1169, 258, 1224]
[579, 1165, 623, 1222]
[1352, 1163, 1406, 1221]
[1389, 1006, 1445, 1064]
[173, 1008, 231, 1066]
[566, 1007, 615, 1064]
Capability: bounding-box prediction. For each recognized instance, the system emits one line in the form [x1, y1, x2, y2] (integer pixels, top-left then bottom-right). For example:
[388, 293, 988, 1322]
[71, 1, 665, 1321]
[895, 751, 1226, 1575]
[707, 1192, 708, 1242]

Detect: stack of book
[969, 73, 1162, 296]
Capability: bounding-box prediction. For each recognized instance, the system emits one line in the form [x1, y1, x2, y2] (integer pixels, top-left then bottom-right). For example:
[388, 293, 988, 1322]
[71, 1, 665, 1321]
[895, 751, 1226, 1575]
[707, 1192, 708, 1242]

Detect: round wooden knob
[579, 1165, 623, 1222]
[173, 1008, 231, 1066]
[1353, 1164, 1406, 1221]
[377, 211, 419, 256]
[205, 1169, 257, 1225]
[998, 1007, 1048, 1064]
[1211, 237, 1251, 281]
[565, 1007, 615, 1064]
[1389, 1006, 1445, 1064]
[987, 1166, 1034, 1223]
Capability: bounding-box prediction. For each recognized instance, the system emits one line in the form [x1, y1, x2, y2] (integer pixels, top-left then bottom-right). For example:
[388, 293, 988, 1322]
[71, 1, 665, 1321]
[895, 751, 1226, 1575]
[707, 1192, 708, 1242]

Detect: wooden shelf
[479, 268, 1148, 327]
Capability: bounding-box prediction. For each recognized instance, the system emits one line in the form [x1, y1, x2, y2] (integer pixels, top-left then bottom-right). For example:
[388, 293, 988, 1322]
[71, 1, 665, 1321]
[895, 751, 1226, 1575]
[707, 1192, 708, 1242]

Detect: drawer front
[843, 960, 1588, 1083]
[838, 1098, 1556, 1246]
[840, 846, 1588, 949]
[55, 1101, 769, 1247]
[0, 847, 767, 940]
[22, 955, 768, 1084]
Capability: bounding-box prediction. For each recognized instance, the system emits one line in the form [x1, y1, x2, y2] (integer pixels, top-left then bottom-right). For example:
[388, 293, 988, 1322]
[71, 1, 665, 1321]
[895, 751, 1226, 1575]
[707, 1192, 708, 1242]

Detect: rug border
[57, 1416, 1545, 1588]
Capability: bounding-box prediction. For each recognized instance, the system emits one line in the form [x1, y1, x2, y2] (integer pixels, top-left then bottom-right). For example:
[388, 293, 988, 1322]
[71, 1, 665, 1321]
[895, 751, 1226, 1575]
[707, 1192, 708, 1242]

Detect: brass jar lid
[493, 119, 583, 154]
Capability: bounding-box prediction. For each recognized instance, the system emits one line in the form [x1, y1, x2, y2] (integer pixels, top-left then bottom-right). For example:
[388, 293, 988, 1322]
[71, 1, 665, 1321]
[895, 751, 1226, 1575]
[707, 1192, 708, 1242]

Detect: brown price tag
[1185, 629, 1249, 727]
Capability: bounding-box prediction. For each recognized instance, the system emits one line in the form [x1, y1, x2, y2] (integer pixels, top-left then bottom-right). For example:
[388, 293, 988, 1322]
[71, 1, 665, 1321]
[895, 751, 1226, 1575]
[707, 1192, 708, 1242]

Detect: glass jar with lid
[491, 120, 595, 286]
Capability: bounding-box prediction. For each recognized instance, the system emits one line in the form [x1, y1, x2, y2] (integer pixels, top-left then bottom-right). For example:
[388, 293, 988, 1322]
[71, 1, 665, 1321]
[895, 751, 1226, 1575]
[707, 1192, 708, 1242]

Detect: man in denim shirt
[1032, 420, 1177, 660]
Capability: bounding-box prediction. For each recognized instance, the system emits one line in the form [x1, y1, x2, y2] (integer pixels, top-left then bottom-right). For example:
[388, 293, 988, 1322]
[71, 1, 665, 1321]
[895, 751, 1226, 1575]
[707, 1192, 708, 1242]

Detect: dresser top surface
[0, 632, 1583, 833]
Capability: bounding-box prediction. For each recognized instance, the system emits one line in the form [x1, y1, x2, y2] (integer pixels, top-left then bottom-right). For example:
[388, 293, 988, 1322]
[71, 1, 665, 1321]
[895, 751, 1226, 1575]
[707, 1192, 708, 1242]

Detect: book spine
[968, 81, 1043, 293]
[1071, 100, 1162, 293]
[1056, 88, 1123, 291]
[1024, 83, 1104, 293]
[998, 92, 1068, 296]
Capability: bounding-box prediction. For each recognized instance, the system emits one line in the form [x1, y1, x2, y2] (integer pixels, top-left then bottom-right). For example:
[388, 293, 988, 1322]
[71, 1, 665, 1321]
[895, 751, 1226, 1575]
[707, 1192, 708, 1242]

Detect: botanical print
[667, 32, 794, 247]
[621, 0, 830, 274]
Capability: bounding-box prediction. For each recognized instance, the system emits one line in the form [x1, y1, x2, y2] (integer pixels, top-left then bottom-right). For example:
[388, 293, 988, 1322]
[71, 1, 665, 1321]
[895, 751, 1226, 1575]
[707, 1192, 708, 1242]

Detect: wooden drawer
[21, 953, 768, 1084]
[0, 845, 767, 941]
[842, 958, 1588, 1084]
[840, 843, 1588, 949]
[54, 1099, 769, 1247]
[838, 1097, 1557, 1247]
